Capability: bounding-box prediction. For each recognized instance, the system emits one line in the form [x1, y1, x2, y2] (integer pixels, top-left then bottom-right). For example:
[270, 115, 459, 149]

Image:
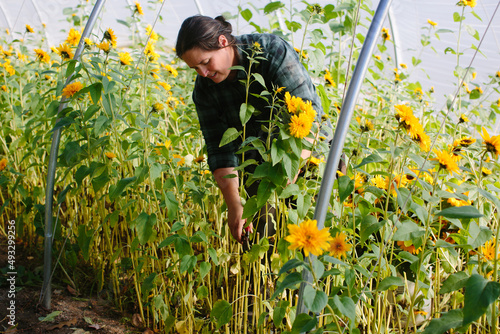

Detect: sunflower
[480, 127, 500, 159]
[285, 219, 333, 257]
[118, 52, 132, 66]
[371, 175, 387, 189]
[480, 239, 497, 261]
[26, 24, 34, 33]
[432, 149, 460, 175]
[0, 158, 7, 171]
[162, 63, 178, 77]
[460, 0, 477, 8]
[173, 154, 185, 166]
[34, 49, 50, 63]
[56, 43, 74, 59]
[194, 155, 205, 163]
[284, 91, 301, 114]
[455, 136, 476, 147]
[97, 41, 110, 53]
[103, 28, 117, 48]
[413, 128, 431, 152]
[459, 114, 469, 123]
[144, 41, 159, 62]
[381, 27, 390, 41]
[289, 113, 313, 139]
[324, 69, 335, 86]
[482, 167, 492, 176]
[328, 232, 352, 259]
[105, 152, 116, 159]
[397, 241, 422, 255]
[427, 19, 437, 26]
[84, 38, 93, 48]
[447, 197, 470, 207]
[134, 1, 144, 15]
[62, 81, 83, 98]
[158, 82, 171, 91]
[152, 102, 164, 112]
[308, 156, 324, 167]
[66, 28, 81, 46]
[146, 25, 158, 43]
[1, 85, 7, 92]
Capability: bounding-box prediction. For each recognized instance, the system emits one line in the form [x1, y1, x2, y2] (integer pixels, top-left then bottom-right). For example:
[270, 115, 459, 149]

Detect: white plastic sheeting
[1, 0, 499, 115]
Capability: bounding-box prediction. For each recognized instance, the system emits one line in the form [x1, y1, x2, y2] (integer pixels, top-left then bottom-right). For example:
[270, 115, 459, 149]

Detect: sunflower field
[1, 0, 500, 333]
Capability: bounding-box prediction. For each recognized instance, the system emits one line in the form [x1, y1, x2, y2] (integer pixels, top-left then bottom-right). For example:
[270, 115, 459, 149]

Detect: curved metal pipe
[296, 0, 394, 318]
[41, 0, 107, 310]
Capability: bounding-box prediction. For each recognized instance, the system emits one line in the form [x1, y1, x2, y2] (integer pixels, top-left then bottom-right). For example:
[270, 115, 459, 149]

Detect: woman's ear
[218, 35, 228, 47]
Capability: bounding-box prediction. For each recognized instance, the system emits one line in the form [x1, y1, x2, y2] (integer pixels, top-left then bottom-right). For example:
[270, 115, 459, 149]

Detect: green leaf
[141, 273, 157, 300]
[273, 300, 289, 327]
[463, 274, 500, 326]
[109, 177, 136, 201]
[393, 220, 425, 241]
[353, 153, 384, 169]
[134, 212, 156, 245]
[303, 285, 328, 313]
[439, 271, 469, 294]
[453, 12, 463, 22]
[338, 175, 354, 203]
[240, 8, 252, 21]
[239, 103, 255, 126]
[329, 22, 345, 33]
[39, 310, 62, 322]
[423, 309, 463, 334]
[360, 216, 385, 244]
[278, 258, 304, 276]
[242, 196, 259, 220]
[252, 73, 266, 88]
[219, 127, 241, 147]
[435, 206, 483, 219]
[210, 300, 232, 329]
[263, 1, 285, 14]
[332, 295, 356, 329]
[150, 162, 162, 181]
[180, 255, 197, 274]
[88, 82, 103, 105]
[196, 285, 209, 299]
[257, 178, 275, 208]
[208, 247, 219, 266]
[292, 313, 317, 332]
[377, 276, 404, 291]
[279, 183, 299, 199]
[271, 272, 303, 299]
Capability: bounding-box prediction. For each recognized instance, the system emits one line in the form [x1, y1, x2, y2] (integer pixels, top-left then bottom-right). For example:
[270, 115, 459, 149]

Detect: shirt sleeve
[192, 80, 240, 172]
[262, 35, 324, 121]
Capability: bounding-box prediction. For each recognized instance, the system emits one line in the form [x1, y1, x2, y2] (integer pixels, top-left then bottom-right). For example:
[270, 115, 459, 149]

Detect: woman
[175, 15, 332, 243]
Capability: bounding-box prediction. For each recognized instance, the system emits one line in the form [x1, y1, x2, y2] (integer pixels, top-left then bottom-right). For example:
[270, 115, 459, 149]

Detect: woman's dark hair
[175, 15, 236, 58]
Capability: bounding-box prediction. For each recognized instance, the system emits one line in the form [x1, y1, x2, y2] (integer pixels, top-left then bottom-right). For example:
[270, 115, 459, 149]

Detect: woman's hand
[227, 202, 253, 243]
[213, 167, 253, 243]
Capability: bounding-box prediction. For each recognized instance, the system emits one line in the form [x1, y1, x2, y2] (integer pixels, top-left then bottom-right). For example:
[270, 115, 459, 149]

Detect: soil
[0, 235, 148, 334]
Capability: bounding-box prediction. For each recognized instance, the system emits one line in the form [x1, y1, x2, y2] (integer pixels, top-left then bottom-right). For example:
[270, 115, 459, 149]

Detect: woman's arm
[213, 167, 251, 243]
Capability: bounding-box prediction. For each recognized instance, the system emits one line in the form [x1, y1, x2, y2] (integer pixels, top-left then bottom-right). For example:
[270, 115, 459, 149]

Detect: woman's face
[181, 35, 236, 83]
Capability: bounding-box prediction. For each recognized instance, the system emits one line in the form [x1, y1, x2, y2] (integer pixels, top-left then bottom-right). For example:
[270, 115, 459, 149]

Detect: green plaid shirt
[192, 33, 327, 172]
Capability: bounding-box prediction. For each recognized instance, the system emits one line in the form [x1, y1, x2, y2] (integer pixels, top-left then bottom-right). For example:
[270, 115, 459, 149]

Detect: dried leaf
[67, 285, 78, 296]
[142, 329, 155, 334]
[46, 317, 78, 330]
[132, 313, 144, 328]
[175, 320, 190, 334]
